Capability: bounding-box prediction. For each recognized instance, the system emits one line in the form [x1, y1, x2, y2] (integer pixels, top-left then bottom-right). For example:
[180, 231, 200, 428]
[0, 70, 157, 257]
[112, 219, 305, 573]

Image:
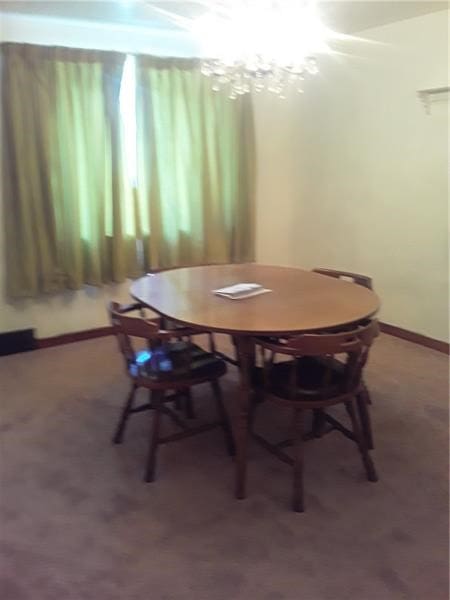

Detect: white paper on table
[212, 283, 272, 300]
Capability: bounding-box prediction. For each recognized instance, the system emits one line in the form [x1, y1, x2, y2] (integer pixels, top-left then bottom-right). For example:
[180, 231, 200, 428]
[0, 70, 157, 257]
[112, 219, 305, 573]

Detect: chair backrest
[108, 301, 174, 371]
[256, 319, 379, 401]
[312, 268, 373, 290]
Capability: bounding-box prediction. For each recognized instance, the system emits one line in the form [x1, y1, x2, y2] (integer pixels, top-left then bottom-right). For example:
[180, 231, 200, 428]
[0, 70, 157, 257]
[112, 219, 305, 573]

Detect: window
[119, 54, 138, 188]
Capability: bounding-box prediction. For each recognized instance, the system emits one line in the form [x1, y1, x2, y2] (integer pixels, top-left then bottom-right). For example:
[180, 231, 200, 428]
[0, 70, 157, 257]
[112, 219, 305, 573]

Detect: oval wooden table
[130, 264, 380, 499]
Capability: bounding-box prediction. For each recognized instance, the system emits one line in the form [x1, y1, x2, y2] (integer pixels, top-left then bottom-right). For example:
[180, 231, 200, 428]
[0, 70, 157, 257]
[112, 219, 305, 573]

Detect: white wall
[253, 91, 299, 266]
[1, 10, 449, 341]
[291, 9, 449, 342]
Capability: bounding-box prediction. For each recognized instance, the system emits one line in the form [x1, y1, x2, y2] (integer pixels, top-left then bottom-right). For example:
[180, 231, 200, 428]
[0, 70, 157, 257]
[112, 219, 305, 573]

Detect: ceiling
[0, 1, 448, 34]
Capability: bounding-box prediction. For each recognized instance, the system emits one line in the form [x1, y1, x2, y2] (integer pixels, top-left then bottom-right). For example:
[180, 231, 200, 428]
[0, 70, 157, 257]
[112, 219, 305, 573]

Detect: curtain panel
[2, 43, 132, 297]
[2, 44, 255, 298]
[135, 56, 255, 270]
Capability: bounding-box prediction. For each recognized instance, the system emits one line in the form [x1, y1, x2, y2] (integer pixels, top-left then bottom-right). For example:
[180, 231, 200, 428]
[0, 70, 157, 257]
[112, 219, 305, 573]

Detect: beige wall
[290, 9, 449, 342]
[1, 9, 449, 341]
[253, 92, 299, 266]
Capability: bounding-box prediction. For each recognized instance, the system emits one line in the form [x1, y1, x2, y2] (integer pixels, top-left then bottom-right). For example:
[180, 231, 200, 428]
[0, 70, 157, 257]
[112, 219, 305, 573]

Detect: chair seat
[130, 342, 226, 383]
[260, 357, 346, 401]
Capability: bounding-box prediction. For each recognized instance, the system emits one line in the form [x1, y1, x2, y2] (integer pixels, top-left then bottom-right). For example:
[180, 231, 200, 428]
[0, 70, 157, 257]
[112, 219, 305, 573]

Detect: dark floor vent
[0, 329, 37, 356]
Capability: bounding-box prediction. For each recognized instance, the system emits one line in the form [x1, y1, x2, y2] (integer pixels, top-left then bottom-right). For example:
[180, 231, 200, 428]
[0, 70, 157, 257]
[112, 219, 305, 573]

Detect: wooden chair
[109, 301, 234, 483]
[252, 320, 379, 512]
[312, 267, 373, 290]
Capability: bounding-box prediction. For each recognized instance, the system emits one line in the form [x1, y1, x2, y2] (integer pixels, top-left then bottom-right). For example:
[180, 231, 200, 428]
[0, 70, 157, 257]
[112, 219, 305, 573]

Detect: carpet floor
[0, 333, 448, 600]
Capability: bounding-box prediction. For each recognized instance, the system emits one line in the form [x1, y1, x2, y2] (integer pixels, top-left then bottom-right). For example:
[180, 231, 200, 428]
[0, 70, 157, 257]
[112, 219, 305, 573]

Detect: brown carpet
[0, 333, 448, 600]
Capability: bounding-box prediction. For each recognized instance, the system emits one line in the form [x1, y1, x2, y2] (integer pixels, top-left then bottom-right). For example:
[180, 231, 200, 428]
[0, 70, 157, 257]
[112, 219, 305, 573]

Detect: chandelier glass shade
[152, 1, 344, 98]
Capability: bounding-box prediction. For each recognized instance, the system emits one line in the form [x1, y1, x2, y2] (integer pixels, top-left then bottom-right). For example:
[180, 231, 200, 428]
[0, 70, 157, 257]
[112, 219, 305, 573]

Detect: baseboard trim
[379, 322, 449, 354]
[37, 326, 114, 349]
[36, 322, 449, 354]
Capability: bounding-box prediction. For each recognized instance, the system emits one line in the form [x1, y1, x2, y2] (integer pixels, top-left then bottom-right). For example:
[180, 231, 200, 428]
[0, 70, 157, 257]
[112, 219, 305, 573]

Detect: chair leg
[112, 383, 137, 444]
[231, 335, 240, 367]
[248, 392, 259, 435]
[208, 333, 216, 354]
[356, 389, 374, 450]
[346, 398, 378, 482]
[363, 382, 373, 405]
[145, 391, 164, 483]
[312, 409, 326, 438]
[292, 409, 305, 513]
[184, 388, 196, 419]
[211, 380, 235, 456]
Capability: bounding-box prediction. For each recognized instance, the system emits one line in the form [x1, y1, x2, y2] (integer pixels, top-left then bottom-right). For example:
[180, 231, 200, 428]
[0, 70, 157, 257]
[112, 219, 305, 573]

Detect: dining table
[130, 263, 380, 500]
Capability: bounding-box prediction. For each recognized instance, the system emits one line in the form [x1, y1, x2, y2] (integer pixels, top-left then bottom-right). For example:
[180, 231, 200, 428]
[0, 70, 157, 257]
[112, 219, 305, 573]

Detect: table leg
[234, 335, 255, 499]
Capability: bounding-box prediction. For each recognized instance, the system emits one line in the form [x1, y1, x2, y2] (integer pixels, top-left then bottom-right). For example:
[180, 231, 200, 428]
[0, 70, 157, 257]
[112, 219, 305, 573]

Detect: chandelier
[152, 1, 344, 98]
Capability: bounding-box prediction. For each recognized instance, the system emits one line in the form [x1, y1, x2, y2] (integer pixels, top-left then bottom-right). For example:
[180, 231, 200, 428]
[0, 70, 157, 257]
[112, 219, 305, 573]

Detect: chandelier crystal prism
[152, 0, 346, 98]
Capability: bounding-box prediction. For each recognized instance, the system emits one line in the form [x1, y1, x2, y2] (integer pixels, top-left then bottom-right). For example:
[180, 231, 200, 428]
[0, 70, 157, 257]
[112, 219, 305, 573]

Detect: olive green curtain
[1, 43, 139, 298]
[2, 45, 256, 298]
[134, 56, 255, 270]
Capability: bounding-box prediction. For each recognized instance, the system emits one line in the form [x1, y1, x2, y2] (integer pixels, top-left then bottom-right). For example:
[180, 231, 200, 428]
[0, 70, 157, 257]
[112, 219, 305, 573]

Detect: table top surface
[130, 264, 380, 335]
